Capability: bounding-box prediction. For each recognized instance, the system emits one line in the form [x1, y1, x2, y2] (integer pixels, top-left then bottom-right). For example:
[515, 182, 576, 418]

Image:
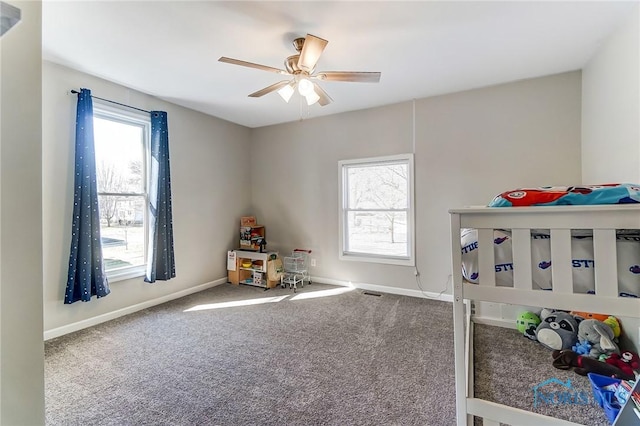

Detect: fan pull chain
[298, 94, 310, 121]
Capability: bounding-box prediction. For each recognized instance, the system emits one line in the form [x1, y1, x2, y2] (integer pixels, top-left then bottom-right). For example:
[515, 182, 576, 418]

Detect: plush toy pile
[515, 308, 639, 380]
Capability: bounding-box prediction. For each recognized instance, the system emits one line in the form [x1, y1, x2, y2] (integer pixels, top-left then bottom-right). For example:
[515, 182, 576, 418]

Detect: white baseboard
[45, 276, 454, 341]
[44, 278, 227, 340]
[471, 316, 517, 329]
[311, 276, 454, 303]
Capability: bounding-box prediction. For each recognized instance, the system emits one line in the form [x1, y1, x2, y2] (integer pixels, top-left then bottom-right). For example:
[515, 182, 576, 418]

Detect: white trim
[337, 252, 414, 267]
[106, 265, 145, 283]
[45, 276, 454, 341]
[44, 278, 226, 340]
[471, 316, 517, 329]
[93, 103, 151, 279]
[338, 153, 415, 267]
[467, 398, 581, 426]
[311, 275, 453, 302]
[92, 98, 149, 122]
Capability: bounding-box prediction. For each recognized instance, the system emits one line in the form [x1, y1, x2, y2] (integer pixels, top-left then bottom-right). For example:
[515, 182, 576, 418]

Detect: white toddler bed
[450, 204, 640, 426]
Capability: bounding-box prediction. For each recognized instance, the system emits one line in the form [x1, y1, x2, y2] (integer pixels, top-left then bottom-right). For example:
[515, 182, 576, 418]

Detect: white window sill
[340, 252, 414, 267]
[106, 265, 146, 283]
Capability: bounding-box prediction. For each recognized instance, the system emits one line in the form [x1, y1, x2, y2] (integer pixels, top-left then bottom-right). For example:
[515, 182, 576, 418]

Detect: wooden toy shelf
[227, 250, 278, 289]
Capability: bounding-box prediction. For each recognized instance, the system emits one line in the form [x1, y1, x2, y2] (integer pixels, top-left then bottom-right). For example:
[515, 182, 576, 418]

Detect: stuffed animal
[540, 308, 556, 321]
[570, 312, 622, 338]
[572, 341, 592, 355]
[577, 319, 620, 359]
[540, 308, 568, 321]
[517, 311, 541, 340]
[551, 349, 635, 381]
[535, 312, 581, 351]
[570, 311, 610, 322]
[605, 351, 640, 377]
[603, 316, 621, 338]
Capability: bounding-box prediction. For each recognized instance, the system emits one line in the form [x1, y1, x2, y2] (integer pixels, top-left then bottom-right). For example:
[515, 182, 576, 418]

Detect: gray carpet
[46, 283, 457, 425]
[474, 324, 612, 426]
[46, 283, 614, 425]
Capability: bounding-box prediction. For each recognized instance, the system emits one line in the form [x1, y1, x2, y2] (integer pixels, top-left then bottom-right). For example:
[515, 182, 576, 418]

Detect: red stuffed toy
[605, 351, 640, 377]
[552, 350, 635, 381]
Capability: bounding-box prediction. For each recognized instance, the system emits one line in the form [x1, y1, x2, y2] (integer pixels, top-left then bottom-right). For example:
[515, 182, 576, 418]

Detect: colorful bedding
[488, 183, 640, 207]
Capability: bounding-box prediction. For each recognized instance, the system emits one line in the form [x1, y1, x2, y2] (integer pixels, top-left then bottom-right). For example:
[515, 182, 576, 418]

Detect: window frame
[338, 153, 415, 266]
[93, 101, 151, 282]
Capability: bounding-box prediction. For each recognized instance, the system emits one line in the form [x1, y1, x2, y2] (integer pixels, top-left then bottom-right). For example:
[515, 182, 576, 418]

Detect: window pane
[94, 117, 144, 194]
[347, 211, 408, 257]
[347, 163, 408, 210]
[94, 112, 147, 276]
[99, 195, 145, 271]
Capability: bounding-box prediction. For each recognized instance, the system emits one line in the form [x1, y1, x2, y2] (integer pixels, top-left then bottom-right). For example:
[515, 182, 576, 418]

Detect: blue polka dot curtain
[64, 88, 110, 304]
[145, 111, 176, 282]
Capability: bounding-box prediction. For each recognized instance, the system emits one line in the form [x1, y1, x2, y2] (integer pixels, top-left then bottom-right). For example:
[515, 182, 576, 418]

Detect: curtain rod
[70, 89, 151, 114]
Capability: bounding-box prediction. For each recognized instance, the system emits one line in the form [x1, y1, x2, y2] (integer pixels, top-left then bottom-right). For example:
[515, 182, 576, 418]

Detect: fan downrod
[292, 37, 306, 52]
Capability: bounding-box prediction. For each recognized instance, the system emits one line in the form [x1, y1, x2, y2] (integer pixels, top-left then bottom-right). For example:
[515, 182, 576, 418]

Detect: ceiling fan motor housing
[285, 55, 305, 74]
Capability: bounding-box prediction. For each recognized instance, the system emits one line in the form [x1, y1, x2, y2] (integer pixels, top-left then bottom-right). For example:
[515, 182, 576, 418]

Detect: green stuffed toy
[517, 311, 541, 340]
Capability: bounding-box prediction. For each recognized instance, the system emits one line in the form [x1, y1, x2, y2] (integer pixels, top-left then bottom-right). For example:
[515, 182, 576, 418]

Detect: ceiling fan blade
[313, 84, 333, 107]
[248, 80, 290, 98]
[297, 34, 328, 72]
[219, 57, 288, 75]
[314, 71, 381, 83]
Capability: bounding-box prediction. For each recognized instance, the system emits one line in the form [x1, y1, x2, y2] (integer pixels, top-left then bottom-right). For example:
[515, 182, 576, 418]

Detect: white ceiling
[42, 1, 638, 129]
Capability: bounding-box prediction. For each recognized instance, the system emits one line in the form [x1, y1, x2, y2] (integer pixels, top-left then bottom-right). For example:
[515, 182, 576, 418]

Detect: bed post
[451, 212, 468, 426]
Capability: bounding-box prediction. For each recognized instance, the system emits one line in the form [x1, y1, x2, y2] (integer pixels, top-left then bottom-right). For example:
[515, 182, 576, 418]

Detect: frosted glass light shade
[297, 78, 314, 96]
[305, 90, 320, 106]
[277, 83, 295, 103]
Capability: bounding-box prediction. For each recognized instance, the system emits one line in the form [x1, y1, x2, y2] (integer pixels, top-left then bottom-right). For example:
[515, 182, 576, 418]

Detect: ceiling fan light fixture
[277, 82, 295, 103]
[305, 90, 320, 106]
[220, 33, 380, 109]
[297, 78, 314, 96]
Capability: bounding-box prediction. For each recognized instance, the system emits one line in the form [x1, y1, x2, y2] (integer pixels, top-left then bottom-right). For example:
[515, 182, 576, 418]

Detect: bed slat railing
[466, 398, 581, 426]
[450, 205, 640, 426]
[462, 283, 639, 318]
[550, 229, 573, 294]
[512, 228, 533, 290]
[455, 205, 640, 230]
[593, 229, 618, 298]
[450, 212, 469, 426]
[477, 228, 496, 287]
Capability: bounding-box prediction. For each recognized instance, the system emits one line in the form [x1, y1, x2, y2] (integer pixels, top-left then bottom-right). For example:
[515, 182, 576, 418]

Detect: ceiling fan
[219, 34, 381, 107]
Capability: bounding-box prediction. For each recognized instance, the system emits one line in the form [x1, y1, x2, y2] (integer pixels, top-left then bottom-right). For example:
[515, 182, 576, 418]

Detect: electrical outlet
[311, 258, 316, 267]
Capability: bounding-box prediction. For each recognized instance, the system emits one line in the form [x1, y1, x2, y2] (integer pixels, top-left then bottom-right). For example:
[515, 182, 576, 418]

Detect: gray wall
[42, 62, 252, 334]
[1, 1, 45, 423]
[582, 4, 639, 184]
[250, 72, 583, 295]
[581, 4, 640, 350]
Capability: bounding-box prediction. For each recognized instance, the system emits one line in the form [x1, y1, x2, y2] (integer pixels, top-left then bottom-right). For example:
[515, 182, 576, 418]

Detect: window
[93, 103, 150, 281]
[339, 154, 415, 266]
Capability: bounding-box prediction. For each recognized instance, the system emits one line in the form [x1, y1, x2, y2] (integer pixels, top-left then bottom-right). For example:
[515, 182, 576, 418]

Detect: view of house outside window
[93, 108, 149, 277]
[339, 154, 414, 266]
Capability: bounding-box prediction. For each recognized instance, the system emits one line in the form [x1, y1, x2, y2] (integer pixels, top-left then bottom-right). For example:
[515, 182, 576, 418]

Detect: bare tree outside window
[349, 163, 407, 244]
[97, 161, 125, 227]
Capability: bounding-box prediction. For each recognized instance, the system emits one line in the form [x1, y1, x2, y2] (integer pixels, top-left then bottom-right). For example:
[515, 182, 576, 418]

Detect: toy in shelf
[239, 216, 266, 252]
